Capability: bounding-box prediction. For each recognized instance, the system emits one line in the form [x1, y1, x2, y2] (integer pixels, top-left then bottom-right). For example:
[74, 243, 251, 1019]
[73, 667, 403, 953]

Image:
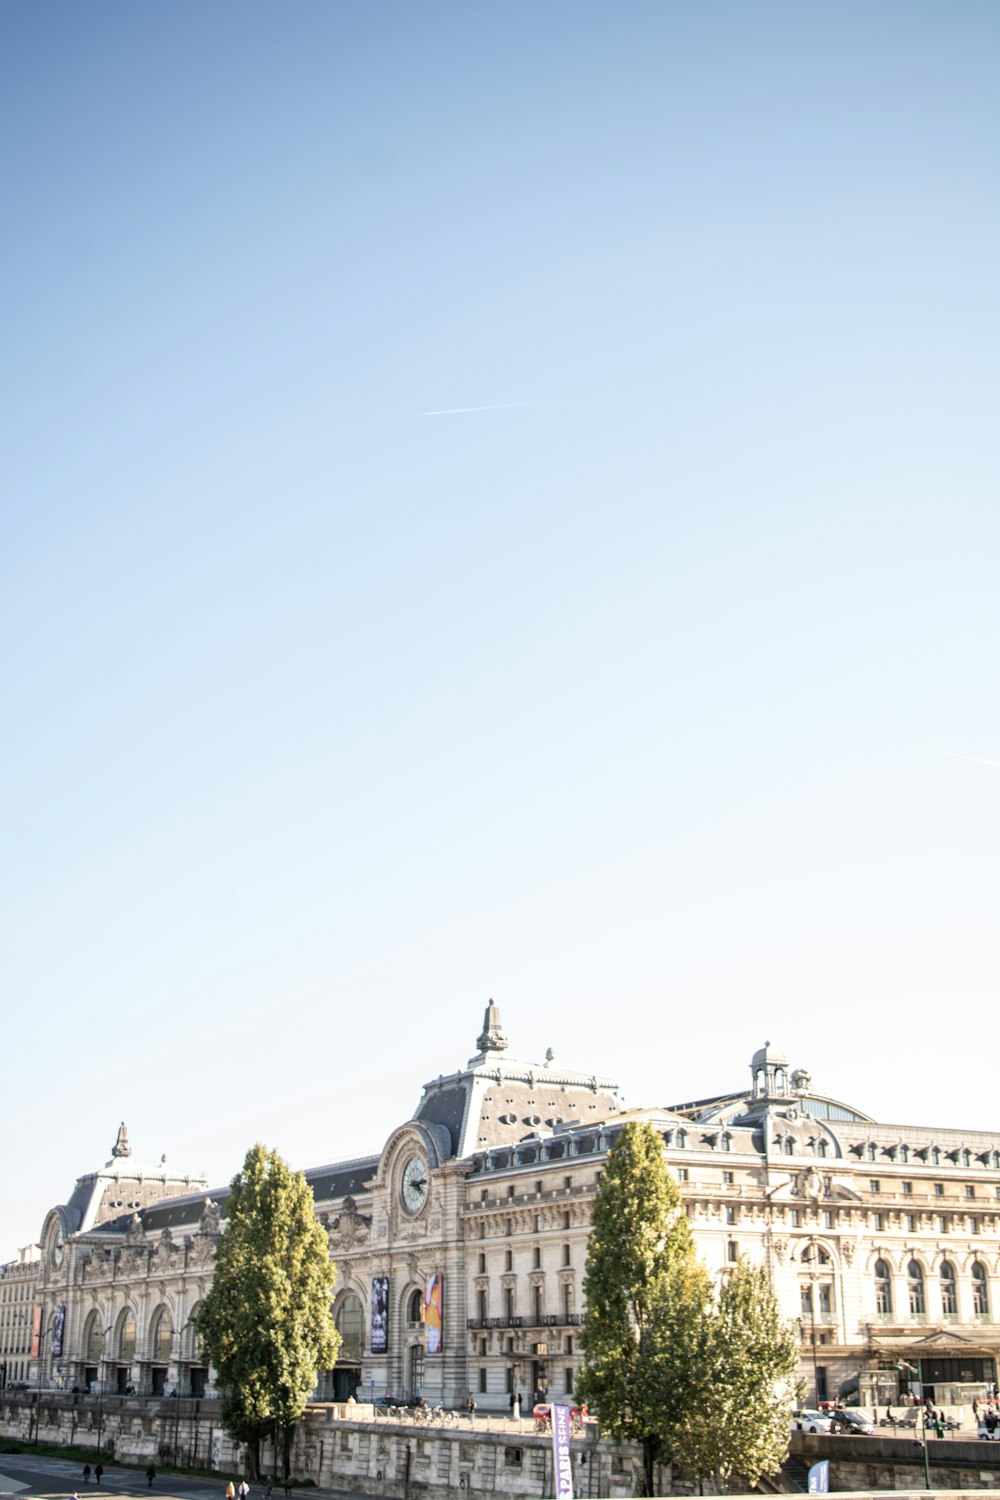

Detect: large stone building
[13, 1007, 1000, 1415]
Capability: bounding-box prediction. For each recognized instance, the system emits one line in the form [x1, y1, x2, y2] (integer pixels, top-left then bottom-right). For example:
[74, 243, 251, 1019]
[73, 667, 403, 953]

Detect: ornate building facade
[13, 1009, 1000, 1414]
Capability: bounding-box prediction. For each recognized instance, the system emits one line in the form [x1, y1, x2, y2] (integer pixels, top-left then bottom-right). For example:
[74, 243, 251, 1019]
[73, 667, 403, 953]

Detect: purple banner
[551, 1402, 573, 1500]
[371, 1276, 389, 1354]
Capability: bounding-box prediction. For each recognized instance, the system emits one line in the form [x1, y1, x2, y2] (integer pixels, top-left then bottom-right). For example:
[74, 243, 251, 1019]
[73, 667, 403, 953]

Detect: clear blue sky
[2, 2, 999, 1246]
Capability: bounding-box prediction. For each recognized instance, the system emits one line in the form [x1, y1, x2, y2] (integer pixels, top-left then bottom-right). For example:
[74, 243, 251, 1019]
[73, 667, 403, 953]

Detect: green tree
[196, 1145, 340, 1479]
[575, 1120, 713, 1496]
[681, 1259, 798, 1492]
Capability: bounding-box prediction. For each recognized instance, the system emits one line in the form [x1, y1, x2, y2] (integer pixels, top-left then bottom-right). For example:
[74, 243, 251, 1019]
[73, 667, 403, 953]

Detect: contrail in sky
[917, 746, 1000, 770]
[422, 402, 524, 416]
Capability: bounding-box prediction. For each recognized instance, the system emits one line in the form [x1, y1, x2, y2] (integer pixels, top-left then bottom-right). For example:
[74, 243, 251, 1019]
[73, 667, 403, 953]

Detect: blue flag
[808, 1459, 830, 1493]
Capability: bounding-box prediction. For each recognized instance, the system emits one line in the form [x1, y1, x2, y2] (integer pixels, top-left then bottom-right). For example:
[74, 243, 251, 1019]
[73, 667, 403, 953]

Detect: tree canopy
[196, 1144, 340, 1477]
[576, 1121, 797, 1494]
[575, 1120, 713, 1495]
[681, 1258, 798, 1490]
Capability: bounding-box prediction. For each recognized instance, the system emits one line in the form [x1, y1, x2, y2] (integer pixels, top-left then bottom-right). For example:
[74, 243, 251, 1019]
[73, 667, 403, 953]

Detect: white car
[790, 1408, 833, 1434]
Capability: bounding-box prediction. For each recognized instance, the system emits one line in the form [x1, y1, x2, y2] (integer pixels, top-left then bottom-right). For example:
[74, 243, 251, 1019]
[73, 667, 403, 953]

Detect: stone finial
[111, 1122, 132, 1159]
[476, 999, 508, 1055]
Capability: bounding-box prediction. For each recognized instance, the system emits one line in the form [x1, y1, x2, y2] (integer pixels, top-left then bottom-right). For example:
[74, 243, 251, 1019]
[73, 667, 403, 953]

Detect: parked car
[791, 1409, 833, 1434]
[831, 1409, 875, 1435]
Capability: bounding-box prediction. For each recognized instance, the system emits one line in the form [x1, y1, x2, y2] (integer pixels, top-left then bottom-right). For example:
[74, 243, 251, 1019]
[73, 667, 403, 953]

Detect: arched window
[939, 1261, 957, 1316]
[721, 1132, 732, 1152]
[118, 1312, 136, 1362]
[931, 1147, 940, 1166]
[149, 1307, 173, 1363]
[784, 1138, 795, 1156]
[867, 1143, 877, 1162]
[676, 1128, 687, 1148]
[875, 1259, 893, 1315]
[817, 1139, 828, 1158]
[962, 1149, 972, 1168]
[908, 1260, 925, 1316]
[407, 1289, 423, 1324]
[185, 1304, 203, 1362]
[754, 1069, 765, 1095]
[972, 1261, 990, 1316]
[335, 1293, 364, 1361]
[84, 1312, 104, 1363]
[900, 1145, 909, 1164]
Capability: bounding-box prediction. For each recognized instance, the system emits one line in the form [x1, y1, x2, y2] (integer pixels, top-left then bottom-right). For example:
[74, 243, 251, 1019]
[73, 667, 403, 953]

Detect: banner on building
[551, 1402, 574, 1500]
[30, 1306, 42, 1360]
[371, 1276, 389, 1354]
[807, 1460, 830, 1493]
[423, 1271, 443, 1354]
[52, 1304, 66, 1357]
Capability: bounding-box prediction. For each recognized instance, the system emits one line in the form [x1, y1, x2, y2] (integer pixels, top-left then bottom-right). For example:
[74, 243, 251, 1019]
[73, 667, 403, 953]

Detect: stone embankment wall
[0, 1394, 638, 1500]
[792, 1430, 1000, 1491]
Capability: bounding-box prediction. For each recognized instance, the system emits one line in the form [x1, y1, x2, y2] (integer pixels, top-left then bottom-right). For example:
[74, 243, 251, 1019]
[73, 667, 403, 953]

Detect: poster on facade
[551, 1403, 574, 1500]
[30, 1306, 42, 1360]
[423, 1270, 443, 1354]
[52, 1304, 66, 1357]
[371, 1275, 389, 1354]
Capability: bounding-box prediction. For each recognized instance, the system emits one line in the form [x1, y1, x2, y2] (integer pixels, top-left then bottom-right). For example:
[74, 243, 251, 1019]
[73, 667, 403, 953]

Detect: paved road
[0, 1459, 362, 1500]
[0, 1457, 229, 1500]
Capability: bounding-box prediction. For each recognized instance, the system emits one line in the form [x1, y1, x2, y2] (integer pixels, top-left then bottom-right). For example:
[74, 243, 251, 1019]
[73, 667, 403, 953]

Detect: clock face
[51, 1223, 64, 1267]
[401, 1154, 429, 1215]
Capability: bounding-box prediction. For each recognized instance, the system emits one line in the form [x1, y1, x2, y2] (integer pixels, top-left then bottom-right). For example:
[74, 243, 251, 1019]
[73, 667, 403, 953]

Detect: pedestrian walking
[83, 1464, 91, 1485]
[264, 1481, 273, 1499]
[95, 1464, 104, 1485]
[283, 1478, 292, 1499]
[226, 1483, 236, 1500]
[238, 1483, 249, 1500]
[145, 1467, 156, 1489]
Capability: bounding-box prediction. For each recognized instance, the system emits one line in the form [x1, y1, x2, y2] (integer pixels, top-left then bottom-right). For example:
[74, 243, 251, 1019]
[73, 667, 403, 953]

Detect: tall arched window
[118, 1312, 136, 1362]
[939, 1261, 957, 1316]
[84, 1312, 104, 1363]
[972, 1261, 990, 1316]
[407, 1289, 423, 1324]
[335, 1293, 364, 1361]
[931, 1147, 940, 1166]
[908, 1260, 925, 1316]
[149, 1307, 173, 1363]
[784, 1138, 795, 1156]
[817, 1139, 828, 1158]
[875, 1259, 893, 1315]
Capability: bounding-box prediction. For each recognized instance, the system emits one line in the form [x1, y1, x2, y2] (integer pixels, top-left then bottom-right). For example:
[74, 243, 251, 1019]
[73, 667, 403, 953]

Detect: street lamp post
[96, 1325, 114, 1457]
[898, 1360, 930, 1490]
[32, 1317, 52, 1447]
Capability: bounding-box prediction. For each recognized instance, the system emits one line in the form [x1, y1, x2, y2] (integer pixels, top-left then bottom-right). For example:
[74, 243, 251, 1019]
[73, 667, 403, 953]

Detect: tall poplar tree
[681, 1259, 798, 1492]
[575, 1120, 713, 1496]
[196, 1145, 340, 1479]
